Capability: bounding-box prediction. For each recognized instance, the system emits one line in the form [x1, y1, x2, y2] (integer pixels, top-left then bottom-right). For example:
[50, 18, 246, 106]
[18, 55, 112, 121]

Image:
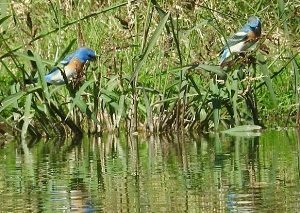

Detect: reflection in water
[0, 130, 300, 212]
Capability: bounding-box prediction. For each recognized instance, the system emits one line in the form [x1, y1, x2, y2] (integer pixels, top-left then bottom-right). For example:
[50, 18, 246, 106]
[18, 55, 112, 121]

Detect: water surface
[0, 130, 300, 212]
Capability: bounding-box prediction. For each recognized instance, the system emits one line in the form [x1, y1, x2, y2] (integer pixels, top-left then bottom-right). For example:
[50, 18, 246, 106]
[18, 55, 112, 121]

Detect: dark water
[1, 130, 300, 212]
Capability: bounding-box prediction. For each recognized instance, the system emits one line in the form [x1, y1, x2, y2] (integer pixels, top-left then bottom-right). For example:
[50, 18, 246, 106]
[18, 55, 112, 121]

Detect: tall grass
[0, 0, 299, 137]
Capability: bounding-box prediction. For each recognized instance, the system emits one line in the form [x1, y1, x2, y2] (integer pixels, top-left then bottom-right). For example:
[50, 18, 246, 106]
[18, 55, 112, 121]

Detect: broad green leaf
[71, 80, 94, 111]
[107, 76, 120, 91]
[115, 95, 125, 127]
[186, 75, 202, 96]
[71, 80, 100, 124]
[0, 85, 42, 113]
[0, 91, 25, 112]
[33, 52, 51, 102]
[257, 53, 277, 106]
[100, 89, 119, 100]
[130, 12, 170, 83]
[21, 93, 33, 139]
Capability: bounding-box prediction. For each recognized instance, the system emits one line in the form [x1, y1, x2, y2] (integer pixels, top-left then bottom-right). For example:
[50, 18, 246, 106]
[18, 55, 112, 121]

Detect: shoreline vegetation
[0, 0, 299, 138]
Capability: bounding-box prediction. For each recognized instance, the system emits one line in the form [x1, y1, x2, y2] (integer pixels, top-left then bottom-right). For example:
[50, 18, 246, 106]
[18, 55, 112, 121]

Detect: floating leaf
[223, 131, 262, 137]
[223, 125, 262, 133]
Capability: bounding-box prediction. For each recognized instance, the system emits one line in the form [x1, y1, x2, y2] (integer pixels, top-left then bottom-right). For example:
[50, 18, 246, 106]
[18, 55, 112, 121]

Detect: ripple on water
[1, 131, 300, 212]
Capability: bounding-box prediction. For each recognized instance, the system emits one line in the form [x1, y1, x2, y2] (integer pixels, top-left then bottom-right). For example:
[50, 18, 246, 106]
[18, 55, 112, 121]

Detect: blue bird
[219, 16, 261, 65]
[44, 47, 96, 85]
[27, 47, 96, 85]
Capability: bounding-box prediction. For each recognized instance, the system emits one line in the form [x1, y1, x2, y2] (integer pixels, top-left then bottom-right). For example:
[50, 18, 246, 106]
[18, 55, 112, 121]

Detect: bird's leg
[58, 67, 69, 84]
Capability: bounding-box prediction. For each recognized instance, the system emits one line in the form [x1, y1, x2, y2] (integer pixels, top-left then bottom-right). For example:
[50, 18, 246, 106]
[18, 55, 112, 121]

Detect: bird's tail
[219, 48, 230, 65]
[24, 77, 38, 84]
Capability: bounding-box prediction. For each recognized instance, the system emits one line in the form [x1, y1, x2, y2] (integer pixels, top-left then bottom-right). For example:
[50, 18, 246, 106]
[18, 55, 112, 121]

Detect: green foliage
[0, 0, 299, 137]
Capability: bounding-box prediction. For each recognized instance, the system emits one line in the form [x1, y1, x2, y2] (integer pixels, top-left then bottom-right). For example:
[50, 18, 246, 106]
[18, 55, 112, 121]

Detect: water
[1, 130, 300, 212]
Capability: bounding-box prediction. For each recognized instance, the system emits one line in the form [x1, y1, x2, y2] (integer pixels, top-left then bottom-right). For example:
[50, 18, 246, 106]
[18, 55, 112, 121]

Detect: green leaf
[0, 85, 42, 114]
[71, 80, 100, 124]
[183, 64, 227, 78]
[186, 75, 202, 96]
[55, 39, 76, 65]
[71, 80, 94, 111]
[33, 51, 51, 102]
[257, 53, 277, 106]
[0, 91, 25, 113]
[130, 12, 170, 83]
[0, 46, 22, 60]
[21, 93, 33, 139]
[115, 95, 125, 127]
[0, 15, 10, 26]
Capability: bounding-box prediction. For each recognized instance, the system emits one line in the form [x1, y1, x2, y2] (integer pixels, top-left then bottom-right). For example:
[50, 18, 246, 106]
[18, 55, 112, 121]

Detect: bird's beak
[93, 55, 100, 60]
[93, 51, 100, 60]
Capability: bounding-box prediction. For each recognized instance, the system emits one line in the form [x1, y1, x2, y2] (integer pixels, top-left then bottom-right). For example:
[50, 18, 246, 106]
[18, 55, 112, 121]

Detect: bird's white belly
[45, 66, 77, 84]
[228, 41, 245, 53]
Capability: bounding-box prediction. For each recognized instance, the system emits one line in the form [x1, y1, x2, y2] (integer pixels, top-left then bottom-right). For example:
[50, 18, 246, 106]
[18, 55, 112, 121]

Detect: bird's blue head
[241, 16, 261, 36]
[74, 47, 96, 63]
[247, 16, 261, 29]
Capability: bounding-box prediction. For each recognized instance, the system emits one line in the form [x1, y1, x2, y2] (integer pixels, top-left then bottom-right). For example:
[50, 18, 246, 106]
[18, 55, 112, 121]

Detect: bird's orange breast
[67, 58, 85, 73]
[247, 30, 257, 40]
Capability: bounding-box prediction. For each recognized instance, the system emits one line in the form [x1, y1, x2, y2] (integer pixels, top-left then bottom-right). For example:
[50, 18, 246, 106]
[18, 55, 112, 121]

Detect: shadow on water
[1, 129, 300, 212]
